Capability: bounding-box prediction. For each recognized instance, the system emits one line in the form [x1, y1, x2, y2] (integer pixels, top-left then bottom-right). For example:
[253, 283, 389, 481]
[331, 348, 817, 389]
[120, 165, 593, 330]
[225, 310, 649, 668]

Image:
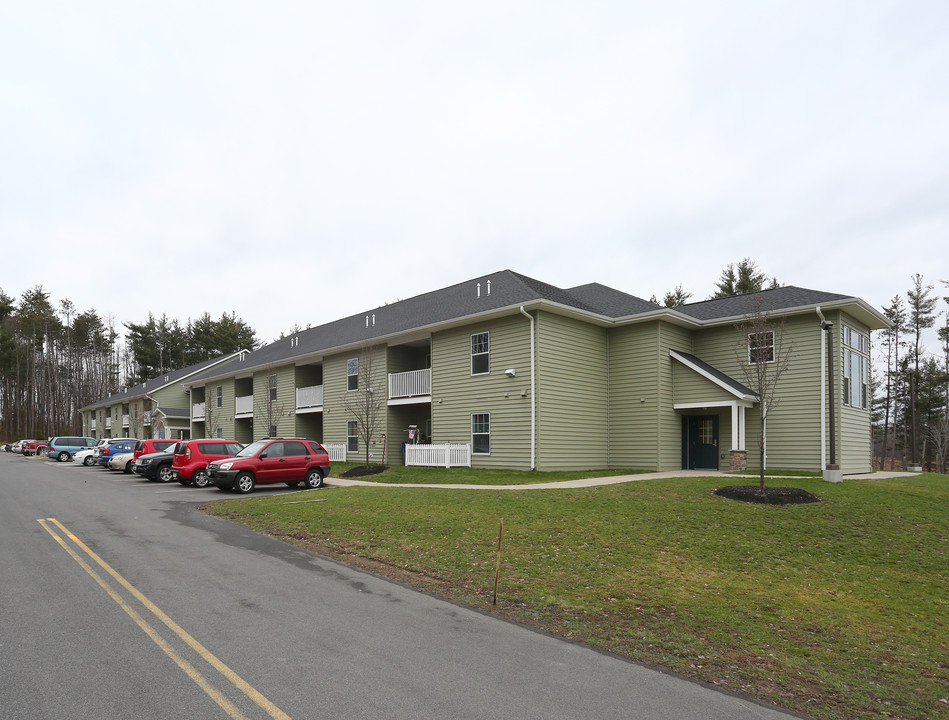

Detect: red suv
[132, 439, 177, 461]
[171, 439, 244, 488]
[208, 438, 330, 494]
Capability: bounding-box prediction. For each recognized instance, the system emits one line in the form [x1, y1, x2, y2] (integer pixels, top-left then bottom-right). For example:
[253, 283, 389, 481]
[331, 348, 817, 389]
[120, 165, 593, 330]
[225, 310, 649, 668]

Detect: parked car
[11, 440, 31, 454]
[74, 448, 98, 466]
[132, 449, 176, 482]
[172, 439, 245, 487]
[108, 451, 136, 473]
[46, 436, 98, 462]
[97, 439, 138, 467]
[208, 438, 330, 494]
[132, 438, 177, 462]
[23, 440, 49, 457]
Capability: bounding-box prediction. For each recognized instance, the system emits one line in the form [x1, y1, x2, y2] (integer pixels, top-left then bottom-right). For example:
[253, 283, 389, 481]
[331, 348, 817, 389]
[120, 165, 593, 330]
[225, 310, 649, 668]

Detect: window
[471, 332, 490, 375]
[347, 358, 359, 391]
[216, 427, 223, 439]
[216, 385, 223, 408]
[472, 413, 490, 454]
[748, 331, 774, 364]
[843, 326, 869, 409]
[347, 421, 359, 452]
[269, 374, 278, 402]
[269, 424, 278, 437]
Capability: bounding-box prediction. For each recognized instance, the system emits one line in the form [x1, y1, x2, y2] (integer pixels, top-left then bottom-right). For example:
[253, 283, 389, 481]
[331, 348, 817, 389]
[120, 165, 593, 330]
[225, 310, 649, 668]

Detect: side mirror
[259, 453, 268, 459]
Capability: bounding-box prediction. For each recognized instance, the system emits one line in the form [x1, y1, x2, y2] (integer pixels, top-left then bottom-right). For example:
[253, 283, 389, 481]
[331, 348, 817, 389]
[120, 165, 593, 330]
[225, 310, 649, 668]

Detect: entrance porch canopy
[670, 350, 757, 452]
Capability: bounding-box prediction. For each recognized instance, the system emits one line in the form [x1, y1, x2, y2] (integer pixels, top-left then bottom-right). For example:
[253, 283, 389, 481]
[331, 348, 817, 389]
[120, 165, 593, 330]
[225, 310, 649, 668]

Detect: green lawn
[202, 470, 949, 720]
[326, 462, 646, 484]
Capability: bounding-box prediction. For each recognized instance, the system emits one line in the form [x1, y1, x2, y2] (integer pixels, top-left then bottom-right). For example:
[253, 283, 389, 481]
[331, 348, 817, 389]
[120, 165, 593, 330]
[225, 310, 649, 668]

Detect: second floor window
[348, 358, 359, 391]
[216, 386, 223, 408]
[748, 331, 774, 364]
[269, 374, 277, 402]
[471, 332, 490, 375]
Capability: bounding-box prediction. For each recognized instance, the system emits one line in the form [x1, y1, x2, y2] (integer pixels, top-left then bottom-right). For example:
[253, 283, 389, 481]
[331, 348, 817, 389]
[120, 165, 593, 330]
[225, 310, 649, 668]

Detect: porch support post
[731, 402, 740, 450]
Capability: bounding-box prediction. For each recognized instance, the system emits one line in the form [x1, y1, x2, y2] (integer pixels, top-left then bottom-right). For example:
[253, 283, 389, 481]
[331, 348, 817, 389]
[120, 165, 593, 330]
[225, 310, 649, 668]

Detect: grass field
[202, 468, 949, 720]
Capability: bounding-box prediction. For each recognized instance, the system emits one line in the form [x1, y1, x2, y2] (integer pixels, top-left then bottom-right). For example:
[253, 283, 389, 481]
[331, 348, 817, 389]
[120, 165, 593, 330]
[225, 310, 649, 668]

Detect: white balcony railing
[192, 402, 206, 421]
[90, 420, 97, 431]
[405, 443, 471, 468]
[105, 418, 112, 430]
[296, 385, 323, 410]
[122, 414, 130, 427]
[235, 395, 254, 417]
[388, 368, 431, 399]
[143, 411, 151, 426]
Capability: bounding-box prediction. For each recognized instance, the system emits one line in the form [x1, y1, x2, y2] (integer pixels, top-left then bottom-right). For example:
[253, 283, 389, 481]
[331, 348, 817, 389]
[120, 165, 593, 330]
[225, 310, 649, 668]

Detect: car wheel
[234, 472, 255, 494]
[157, 465, 174, 483]
[124, 460, 133, 474]
[58, 451, 70, 462]
[191, 468, 210, 488]
[83, 455, 95, 466]
[303, 468, 324, 489]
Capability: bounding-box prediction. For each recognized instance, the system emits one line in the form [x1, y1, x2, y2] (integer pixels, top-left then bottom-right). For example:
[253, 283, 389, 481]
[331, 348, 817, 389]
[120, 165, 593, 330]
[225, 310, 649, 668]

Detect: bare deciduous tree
[734, 294, 792, 489]
[344, 347, 385, 467]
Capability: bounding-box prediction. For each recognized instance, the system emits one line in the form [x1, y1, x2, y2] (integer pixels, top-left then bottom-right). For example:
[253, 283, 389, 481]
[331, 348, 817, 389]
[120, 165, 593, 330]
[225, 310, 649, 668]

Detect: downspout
[815, 307, 827, 470]
[519, 306, 536, 470]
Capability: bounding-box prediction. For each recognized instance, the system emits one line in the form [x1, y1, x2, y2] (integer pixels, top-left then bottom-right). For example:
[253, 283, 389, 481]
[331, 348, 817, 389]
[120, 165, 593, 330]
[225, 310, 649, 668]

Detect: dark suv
[171, 439, 244, 487]
[208, 438, 330, 494]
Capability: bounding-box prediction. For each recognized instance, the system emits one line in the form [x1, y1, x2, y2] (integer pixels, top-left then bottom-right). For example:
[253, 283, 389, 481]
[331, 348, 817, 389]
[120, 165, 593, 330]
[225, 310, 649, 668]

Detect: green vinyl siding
[657, 323, 694, 470]
[253, 365, 295, 440]
[837, 312, 873, 473]
[693, 314, 827, 472]
[431, 315, 532, 469]
[672, 364, 738, 405]
[534, 311, 608, 470]
[608, 322, 661, 469]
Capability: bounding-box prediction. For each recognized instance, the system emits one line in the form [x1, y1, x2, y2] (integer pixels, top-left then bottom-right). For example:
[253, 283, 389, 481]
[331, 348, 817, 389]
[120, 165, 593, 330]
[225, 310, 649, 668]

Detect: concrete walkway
[325, 468, 920, 490]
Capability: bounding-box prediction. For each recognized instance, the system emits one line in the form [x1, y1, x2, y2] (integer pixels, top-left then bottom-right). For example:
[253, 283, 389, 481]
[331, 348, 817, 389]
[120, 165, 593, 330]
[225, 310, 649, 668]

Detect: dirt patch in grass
[340, 464, 389, 478]
[713, 485, 822, 505]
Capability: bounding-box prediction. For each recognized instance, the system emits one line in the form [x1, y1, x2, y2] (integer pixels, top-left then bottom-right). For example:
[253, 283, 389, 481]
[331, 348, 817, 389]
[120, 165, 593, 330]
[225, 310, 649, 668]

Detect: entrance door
[684, 415, 719, 470]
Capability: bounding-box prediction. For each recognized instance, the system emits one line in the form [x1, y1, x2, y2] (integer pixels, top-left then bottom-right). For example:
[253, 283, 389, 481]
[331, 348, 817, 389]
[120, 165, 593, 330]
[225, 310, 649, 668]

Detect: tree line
[0, 285, 258, 441]
[875, 274, 949, 473]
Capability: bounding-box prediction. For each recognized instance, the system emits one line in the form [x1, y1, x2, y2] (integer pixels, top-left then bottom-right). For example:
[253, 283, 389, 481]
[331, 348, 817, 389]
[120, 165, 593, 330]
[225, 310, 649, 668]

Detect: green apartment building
[81, 270, 888, 475]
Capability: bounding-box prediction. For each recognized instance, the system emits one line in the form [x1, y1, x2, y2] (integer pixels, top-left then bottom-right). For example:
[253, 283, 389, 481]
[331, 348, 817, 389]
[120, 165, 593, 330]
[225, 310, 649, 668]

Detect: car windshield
[235, 440, 268, 458]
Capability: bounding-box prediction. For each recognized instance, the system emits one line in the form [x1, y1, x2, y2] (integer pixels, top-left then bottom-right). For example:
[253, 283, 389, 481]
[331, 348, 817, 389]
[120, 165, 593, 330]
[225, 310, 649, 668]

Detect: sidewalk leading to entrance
[326, 469, 921, 490]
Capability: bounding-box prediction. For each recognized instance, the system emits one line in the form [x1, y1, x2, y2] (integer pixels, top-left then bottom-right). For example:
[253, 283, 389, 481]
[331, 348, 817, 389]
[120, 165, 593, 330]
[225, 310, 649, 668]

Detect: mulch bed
[340, 465, 389, 478]
[712, 485, 822, 505]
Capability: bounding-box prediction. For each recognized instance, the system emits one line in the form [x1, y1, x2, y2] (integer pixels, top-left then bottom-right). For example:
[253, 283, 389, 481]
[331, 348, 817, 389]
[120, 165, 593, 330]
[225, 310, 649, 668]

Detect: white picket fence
[404, 443, 471, 468]
[323, 443, 348, 462]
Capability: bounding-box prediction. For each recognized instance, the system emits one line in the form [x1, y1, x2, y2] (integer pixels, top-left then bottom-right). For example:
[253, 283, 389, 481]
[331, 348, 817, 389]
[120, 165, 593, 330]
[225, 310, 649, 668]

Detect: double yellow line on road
[37, 518, 292, 720]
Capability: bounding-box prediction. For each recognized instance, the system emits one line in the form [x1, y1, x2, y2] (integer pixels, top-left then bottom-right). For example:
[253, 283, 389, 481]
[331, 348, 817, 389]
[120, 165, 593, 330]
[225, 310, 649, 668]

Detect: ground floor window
[472, 413, 490, 454]
[347, 421, 359, 452]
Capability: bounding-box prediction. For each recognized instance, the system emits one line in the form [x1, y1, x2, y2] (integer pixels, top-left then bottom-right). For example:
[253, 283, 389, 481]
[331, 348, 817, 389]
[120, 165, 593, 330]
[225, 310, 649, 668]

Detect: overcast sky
[2, 1, 947, 350]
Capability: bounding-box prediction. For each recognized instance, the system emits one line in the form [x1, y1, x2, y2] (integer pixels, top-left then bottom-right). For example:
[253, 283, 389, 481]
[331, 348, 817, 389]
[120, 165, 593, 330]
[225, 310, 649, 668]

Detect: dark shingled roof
[565, 282, 662, 316]
[674, 286, 852, 321]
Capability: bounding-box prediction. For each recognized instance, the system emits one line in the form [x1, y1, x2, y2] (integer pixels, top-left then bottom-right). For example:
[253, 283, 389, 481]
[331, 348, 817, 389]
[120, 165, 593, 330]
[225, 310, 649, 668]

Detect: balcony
[143, 411, 151, 426]
[90, 420, 97, 431]
[192, 402, 206, 421]
[105, 418, 112, 430]
[235, 395, 254, 418]
[296, 385, 323, 413]
[122, 414, 130, 428]
[388, 369, 431, 405]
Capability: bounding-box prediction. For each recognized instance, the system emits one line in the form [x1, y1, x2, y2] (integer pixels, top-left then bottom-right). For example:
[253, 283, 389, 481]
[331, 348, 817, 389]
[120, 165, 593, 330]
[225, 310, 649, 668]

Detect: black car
[132, 450, 176, 482]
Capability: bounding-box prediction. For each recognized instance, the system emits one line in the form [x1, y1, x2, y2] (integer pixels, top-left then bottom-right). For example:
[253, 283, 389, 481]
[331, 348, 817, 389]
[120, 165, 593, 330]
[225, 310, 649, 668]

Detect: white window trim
[471, 413, 490, 455]
[471, 332, 490, 376]
[747, 331, 775, 364]
[347, 420, 359, 452]
[347, 358, 359, 391]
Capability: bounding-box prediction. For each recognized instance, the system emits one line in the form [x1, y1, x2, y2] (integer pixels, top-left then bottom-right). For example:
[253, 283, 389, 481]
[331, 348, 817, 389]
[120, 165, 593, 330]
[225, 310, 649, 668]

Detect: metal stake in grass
[493, 519, 504, 605]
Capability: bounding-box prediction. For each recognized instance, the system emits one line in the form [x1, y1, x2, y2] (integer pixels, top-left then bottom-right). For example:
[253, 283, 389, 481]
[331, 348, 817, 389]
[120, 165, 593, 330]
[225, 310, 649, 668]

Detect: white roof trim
[670, 350, 757, 402]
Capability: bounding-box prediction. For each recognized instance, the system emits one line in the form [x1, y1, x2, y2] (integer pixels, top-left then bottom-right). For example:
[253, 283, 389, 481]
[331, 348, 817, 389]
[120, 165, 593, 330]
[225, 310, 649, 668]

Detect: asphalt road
[0, 453, 809, 720]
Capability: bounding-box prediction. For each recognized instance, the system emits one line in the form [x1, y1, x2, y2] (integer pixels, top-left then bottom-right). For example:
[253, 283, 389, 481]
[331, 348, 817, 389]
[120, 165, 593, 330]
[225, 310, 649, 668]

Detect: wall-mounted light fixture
[505, 368, 516, 377]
